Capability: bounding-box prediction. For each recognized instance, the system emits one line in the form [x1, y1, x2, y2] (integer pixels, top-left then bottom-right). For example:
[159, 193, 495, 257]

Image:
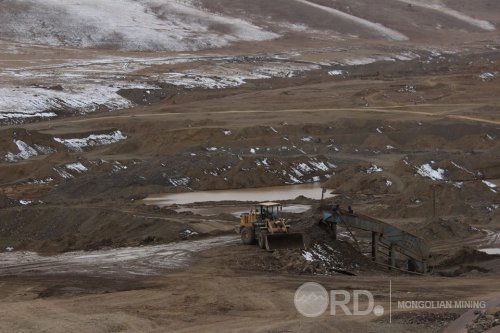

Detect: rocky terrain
[0, 1, 499, 332]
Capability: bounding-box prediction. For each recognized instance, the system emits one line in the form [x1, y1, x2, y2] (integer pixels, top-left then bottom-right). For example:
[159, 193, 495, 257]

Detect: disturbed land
[0, 0, 500, 332]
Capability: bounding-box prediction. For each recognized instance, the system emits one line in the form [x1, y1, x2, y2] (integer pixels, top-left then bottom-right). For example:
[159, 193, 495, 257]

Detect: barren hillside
[0, 1, 499, 333]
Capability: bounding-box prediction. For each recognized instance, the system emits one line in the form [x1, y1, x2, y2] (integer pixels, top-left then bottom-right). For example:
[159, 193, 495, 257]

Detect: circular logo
[373, 305, 385, 317]
[294, 282, 329, 317]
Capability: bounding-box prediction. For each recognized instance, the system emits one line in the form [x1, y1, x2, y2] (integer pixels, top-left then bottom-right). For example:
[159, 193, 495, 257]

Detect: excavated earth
[0, 1, 500, 332]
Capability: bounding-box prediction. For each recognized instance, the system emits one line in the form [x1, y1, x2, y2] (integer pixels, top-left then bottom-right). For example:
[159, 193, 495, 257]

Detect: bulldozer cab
[239, 202, 282, 228]
[256, 202, 282, 221]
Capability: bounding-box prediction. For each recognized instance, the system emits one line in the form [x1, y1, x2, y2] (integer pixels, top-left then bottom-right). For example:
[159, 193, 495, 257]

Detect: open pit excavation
[1, 0, 500, 332]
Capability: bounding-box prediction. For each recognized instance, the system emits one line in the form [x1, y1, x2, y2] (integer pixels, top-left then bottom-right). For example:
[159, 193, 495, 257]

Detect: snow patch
[169, 177, 190, 187]
[65, 162, 88, 173]
[302, 251, 314, 262]
[300, 243, 351, 271]
[294, 0, 408, 41]
[487, 204, 499, 212]
[0, 0, 279, 51]
[161, 72, 247, 89]
[309, 160, 330, 171]
[28, 177, 54, 185]
[180, 229, 199, 239]
[54, 167, 74, 179]
[4, 140, 39, 162]
[480, 72, 496, 81]
[1, 56, 319, 123]
[344, 53, 418, 66]
[394, 52, 419, 61]
[296, 163, 313, 173]
[478, 248, 500, 255]
[344, 58, 377, 66]
[54, 130, 127, 152]
[288, 174, 301, 184]
[451, 161, 476, 176]
[367, 165, 383, 174]
[328, 70, 348, 77]
[0, 111, 57, 122]
[0, 86, 134, 120]
[482, 180, 498, 193]
[160, 63, 319, 89]
[416, 164, 445, 181]
[398, 85, 417, 93]
[4, 140, 54, 162]
[112, 161, 128, 172]
[396, 0, 495, 32]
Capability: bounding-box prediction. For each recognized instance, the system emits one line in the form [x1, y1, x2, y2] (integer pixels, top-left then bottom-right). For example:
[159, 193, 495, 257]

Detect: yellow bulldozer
[236, 202, 304, 251]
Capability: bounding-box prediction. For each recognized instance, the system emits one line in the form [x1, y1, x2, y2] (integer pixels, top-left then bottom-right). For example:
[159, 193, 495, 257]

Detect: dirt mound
[411, 218, 483, 241]
[229, 238, 377, 275]
[229, 220, 380, 275]
[365, 179, 497, 219]
[438, 247, 497, 267]
[322, 162, 393, 195]
[431, 245, 500, 277]
[0, 128, 59, 157]
[0, 205, 232, 253]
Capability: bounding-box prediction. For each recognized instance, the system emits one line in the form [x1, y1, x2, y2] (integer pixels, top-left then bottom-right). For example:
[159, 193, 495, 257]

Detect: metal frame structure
[322, 209, 430, 273]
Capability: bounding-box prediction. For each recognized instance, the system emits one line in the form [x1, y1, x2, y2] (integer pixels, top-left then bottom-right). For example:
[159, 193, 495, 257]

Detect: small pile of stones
[467, 308, 500, 333]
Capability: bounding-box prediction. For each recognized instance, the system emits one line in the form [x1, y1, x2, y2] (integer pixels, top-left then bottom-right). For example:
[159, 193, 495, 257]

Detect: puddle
[144, 183, 334, 206]
[175, 204, 312, 217]
[478, 248, 500, 255]
[0, 236, 237, 277]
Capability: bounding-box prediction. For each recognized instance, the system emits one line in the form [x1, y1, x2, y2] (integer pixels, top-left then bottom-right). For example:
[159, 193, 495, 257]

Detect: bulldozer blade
[265, 233, 304, 251]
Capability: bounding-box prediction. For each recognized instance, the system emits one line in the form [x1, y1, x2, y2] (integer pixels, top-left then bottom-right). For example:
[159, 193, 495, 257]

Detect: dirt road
[0, 236, 237, 277]
[1, 237, 499, 333]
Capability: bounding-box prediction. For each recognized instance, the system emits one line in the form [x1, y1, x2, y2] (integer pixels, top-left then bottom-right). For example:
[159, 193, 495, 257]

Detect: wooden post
[388, 246, 396, 269]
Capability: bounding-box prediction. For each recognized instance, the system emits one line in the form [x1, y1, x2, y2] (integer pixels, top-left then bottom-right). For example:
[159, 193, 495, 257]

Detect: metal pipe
[372, 232, 379, 262]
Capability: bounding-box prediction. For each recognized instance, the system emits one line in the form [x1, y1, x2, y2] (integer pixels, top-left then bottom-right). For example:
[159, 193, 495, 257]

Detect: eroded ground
[0, 1, 499, 332]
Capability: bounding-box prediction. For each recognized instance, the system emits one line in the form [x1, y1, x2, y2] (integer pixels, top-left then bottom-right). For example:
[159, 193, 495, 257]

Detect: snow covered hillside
[0, 0, 278, 51]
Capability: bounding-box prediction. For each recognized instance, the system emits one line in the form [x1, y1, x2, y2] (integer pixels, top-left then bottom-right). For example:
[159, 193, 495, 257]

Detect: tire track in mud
[0, 235, 238, 277]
